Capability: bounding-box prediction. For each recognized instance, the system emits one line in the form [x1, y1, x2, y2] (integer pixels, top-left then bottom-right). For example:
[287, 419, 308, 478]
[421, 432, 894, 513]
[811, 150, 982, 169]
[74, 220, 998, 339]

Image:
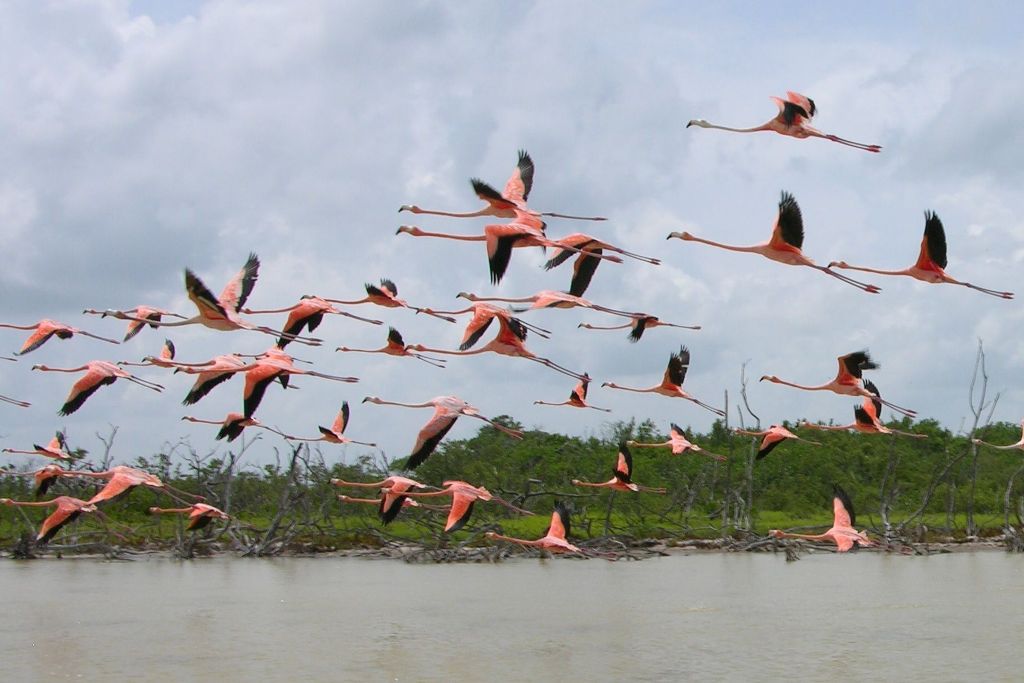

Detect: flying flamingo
[686, 91, 882, 152]
[117, 338, 179, 369]
[628, 423, 726, 461]
[325, 278, 455, 323]
[410, 315, 588, 381]
[2, 430, 73, 461]
[667, 191, 881, 293]
[733, 425, 822, 460]
[0, 464, 72, 498]
[335, 476, 440, 525]
[0, 319, 120, 356]
[455, 290, 638, 319]
[362, 395, 523, 469]
[972, 419, 1024, 452]
[601, 346, 725, 417]
[94, 254, 322, 346]
[82, 306, 188, 342]
[398, 149, 607, 221]
[276, 401, 378, 448]
[240, 294, 383, 348]
[171, 354, 248, 405]
[578, 314, 701, 342]
[401, 479, 533, 533]
[534, 374, 610, 412]
[181, 413, 291, 443]
[828, 211, 1014, 299]
[337, 495, 450, 517]
[336, 327, 447, 368]
[572, 442, 666, 493]
[544, 233, 660, 296]
[148, 503, 230, 531]
[0, 495, 99, 544]
[417, 301, 551, 351]
[760, 350, 917, 418]
[31, 360, 164, 416]
[799, 380, 928, 439]
[769, 484, 875, 552]
[61, 465, 203, 506]
[237, 347, 358, 417]
[486, 501, 582, 554]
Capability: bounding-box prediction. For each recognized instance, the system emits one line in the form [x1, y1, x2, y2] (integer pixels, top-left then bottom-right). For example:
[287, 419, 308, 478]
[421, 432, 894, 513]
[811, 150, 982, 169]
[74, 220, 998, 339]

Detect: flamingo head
[768, 529, 784, 538]
[361, 396, 381, 404]
[829, 260, 849, 269]
[686, 119, 710, 128]
[395, 225, 423, 236]
[455, 292, 478, 301]
[398, 205, 422, 214]
[759, 375, 777, 383]
[666, 231, 692, 241]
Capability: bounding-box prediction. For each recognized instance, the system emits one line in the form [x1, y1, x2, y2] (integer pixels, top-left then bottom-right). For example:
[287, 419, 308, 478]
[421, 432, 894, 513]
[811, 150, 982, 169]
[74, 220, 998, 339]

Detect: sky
[1, 1, 1022, 471]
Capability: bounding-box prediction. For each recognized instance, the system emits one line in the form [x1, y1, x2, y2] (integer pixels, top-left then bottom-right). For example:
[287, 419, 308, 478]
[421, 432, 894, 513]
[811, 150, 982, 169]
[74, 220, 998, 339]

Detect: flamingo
[0, 464, 73, 498]
[760, 350, 917, 418]
[94, 254, 322, 346]
[578, 314, 701, 342]
[733, 425, 823, 460]
[172, 354, 248, 406]
[401, 479, 533, 533]
[829, 211, 1014, 299]
[82, 306, 188, 341]
[240, 294, 383, 348]
[417, 301, 551, 351]
[62, 464, 202, 506]
[667, 191, 881, 293]
[972, 419, 1024, 452]
[544, 232, 660, 296]
[117, 338, 179, 369]
[769, 484, 875, 552]
[337, 495, 449, 515]
[410, 315, 588, 381]
[336, 327, 447, 368]
[0, 495, 99, 544]
[276, 401, 378, 448]
[238, 347, 358, 418]
[325, 278, 456, 323]
[0, 319, 120, 356]
[486, 502, 582, 554]
[148, 503, 230, 531]
[398, 149, 607, 221]
[331, 475, 432, 524]
[572, 442, 666, 493]
[534, 374, 610, 412]
[362, 395, 523, 469]
[686, 91, 882, 152]
[455, 290, 637, 319]
[31, 360, 163, 416]
[181, 413, 291, 443]
[601, 346, 725, 417]
[2, 430, 73, 461]
[799, 380, 928, 439]
[628, 423, 726, 461]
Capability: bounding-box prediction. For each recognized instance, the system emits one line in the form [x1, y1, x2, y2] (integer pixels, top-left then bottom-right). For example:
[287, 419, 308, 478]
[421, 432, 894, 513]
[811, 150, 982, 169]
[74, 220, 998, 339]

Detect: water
[1, 551, 1022, 681]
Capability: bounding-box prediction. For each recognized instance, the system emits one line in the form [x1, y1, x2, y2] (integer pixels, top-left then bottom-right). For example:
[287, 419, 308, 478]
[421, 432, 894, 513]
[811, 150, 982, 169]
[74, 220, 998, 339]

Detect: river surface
[1, 550, 1022, 681]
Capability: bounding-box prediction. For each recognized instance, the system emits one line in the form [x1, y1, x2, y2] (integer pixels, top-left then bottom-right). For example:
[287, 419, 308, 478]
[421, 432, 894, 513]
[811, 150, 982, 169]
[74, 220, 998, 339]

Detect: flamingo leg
[824, 134, 882, 152]
[527, 356, 588, 381]
[810, 264, 881, 293]
[410, 353, 448, 369]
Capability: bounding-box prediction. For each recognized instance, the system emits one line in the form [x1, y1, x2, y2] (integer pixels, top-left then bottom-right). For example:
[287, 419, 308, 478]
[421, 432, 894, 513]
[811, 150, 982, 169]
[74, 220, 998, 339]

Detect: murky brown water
[1, 551, 1022, 681]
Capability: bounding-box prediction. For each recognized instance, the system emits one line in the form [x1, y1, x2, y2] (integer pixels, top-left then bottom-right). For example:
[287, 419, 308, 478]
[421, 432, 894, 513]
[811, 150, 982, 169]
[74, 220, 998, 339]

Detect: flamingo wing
[567, 251, 602, 298]
[377, 279, 399, 298]
[613, 442, 633, 483]
[60, 371, 117, 416]
[785, 91, 816, 117]
[331, 401, 351, 435]
[217, 253, 260, 313]
[572, 377, 589, 403]
[547, 502, 570, 541]
[916, 211, 948, 270]
[485, 228, 524, 285]
[756, 432, 786, 460]
[861, 379, 883, 420]
[243, 365, 284, 418]
[406, 411, 459, 469]
[37, 498, 91, 543]
[444, 492, 477, 533]
[217, 416, 248, 442]
[471, 179, 518, 213]
[17, 325, 64, 355]
[507, 149, 535, 203]
[185, 270, 231, 321]
[88, 474, 138, 505]
[379, 491, 409, 525]
[837, 350, 876, 383]
[183, 371, 235, 406]
[459, 314, 494, 351]
[832, 484, 856, 528]
[769, 192, 804, 250]
[663, 347, 690, 388]
[386, 327, 405, 349]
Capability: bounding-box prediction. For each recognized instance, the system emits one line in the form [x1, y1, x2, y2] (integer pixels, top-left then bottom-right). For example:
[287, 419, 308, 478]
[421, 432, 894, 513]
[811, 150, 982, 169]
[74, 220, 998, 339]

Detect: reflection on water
[1, 552, 1022, 680]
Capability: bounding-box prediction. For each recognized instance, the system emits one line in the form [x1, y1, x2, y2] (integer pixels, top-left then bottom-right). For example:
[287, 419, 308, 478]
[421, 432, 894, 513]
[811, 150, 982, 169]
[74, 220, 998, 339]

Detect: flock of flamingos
[1, 92, 1020, 557]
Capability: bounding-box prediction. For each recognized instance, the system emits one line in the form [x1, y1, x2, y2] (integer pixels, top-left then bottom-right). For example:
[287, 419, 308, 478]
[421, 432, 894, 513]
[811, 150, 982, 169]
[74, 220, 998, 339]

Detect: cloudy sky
[2, 1, 1022, 470]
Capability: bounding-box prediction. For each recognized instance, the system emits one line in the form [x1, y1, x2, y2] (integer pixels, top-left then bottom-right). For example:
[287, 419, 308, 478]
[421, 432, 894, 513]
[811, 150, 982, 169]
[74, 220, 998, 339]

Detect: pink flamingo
[601, 346, 725, 417]
[572, 442, 666, 493]
[667, 191, 881, 293]
[96, 254, 322, 346]
[455, 290, 637, 319]
[181, 413, 291, 443]
[578, 313, 701, 342]
[829, 211, 1014, 299]
[331, 475, 432, 524]
[543, 233, 660, 296]
[0, 319, 120, 356]
[687, 91, 882, 152]
[325, 278, 455, 323]
[760, 350, 917, 418]
[534, 374, 610, 412]
[148, 503, 230, 531]
[972, 419, 1024, 452]
[61, 464, 202, 506]
[172, 354, 248, 406]
[338, 495, 450, 517]
[402, 479, 533, 533]
[240, 294, 383, 348]
[398, 150, 606, 221]
[733, 425, 822, 460]
[277, 401, 378, 448]
[769, 484, 875, 552]
[236, 347, 358, 417]
[0, 495, 99, 543]
[2, 430, 73, 461]
[417, 301, 551, 351]
[362, 395, 523, 469]
[0, 464, 73, 498]
[628, 423, 726, 461]
[486, 502, 582, 554]
[799, 381, 928, 439]
[336, 327, 447, 368]
[31, 360, 163, 415]
[82, 306, 188, 341]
